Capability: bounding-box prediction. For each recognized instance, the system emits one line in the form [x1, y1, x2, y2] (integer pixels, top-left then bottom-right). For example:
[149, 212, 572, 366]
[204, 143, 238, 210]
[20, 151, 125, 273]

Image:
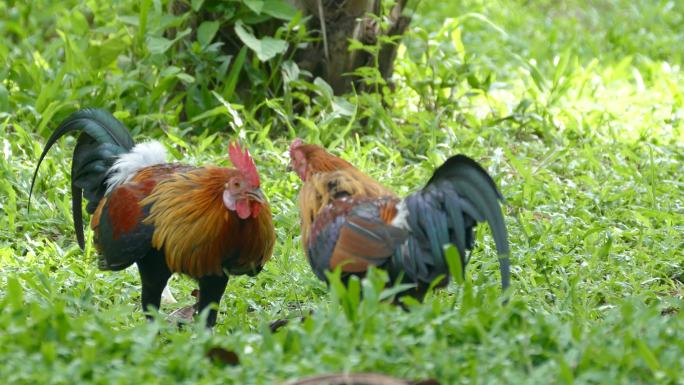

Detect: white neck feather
[105, 141, 168, 194]
[390, 199, 410, 230]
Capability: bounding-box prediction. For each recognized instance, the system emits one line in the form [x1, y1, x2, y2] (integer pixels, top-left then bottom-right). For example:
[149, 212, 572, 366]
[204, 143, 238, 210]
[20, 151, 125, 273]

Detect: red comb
[290, 138, 303, 154]
[229, 142, 260, 187]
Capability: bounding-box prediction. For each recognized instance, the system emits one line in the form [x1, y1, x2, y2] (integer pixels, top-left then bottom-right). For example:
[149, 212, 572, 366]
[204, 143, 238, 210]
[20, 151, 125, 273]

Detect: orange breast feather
[141, 166, 274, 278]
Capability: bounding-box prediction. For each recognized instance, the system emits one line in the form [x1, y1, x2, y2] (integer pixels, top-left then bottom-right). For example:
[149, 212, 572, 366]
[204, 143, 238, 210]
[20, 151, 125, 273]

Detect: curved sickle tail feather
[29, 108, 134, 249]
[432, 154, 510, 290]
[401, 154, 510, 291]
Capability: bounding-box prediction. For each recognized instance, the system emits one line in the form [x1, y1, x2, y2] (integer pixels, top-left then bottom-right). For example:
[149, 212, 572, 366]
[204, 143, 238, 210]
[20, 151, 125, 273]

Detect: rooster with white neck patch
[30, 108, 275, 327]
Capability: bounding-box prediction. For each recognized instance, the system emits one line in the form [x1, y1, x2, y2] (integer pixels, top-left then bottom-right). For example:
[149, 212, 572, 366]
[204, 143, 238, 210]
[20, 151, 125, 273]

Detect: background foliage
[1, 0, 683, 384]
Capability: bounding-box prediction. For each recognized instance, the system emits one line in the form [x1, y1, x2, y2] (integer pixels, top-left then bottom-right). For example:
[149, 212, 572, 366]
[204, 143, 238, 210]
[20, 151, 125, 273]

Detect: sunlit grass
[1, 0, 682, 384]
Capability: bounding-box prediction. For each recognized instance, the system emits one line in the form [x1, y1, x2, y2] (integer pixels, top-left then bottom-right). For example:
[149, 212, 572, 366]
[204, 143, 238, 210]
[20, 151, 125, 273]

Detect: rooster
[30, 108, 275, 327]
[288, 139, 510, 300]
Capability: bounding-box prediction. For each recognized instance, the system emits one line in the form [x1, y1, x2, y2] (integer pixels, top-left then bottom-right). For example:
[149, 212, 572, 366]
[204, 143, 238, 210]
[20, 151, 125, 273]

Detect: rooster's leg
[197, 274, 229, 328]
[136, 252, 172, 320]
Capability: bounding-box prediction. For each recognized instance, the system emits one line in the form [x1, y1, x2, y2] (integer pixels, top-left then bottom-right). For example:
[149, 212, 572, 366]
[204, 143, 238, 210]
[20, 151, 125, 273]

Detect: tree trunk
[172, 0, 412, 104]
[292, 0, 412, 94]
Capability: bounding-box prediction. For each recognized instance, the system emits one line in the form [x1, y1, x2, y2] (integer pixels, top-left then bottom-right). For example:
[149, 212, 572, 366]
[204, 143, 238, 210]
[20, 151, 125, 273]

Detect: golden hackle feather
[299, 169, 394, 249]
[293, 142, 395, 255]
[140, 166, 274, 278]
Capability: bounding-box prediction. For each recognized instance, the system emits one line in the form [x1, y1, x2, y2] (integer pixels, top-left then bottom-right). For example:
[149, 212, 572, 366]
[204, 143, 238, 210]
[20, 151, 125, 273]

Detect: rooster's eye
[232, 181, 241, 189]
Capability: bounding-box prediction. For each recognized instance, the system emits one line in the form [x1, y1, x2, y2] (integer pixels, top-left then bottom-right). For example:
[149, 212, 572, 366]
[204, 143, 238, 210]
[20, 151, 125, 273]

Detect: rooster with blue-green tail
[30, 108, 275, 327]
[288, 139, 510, 300]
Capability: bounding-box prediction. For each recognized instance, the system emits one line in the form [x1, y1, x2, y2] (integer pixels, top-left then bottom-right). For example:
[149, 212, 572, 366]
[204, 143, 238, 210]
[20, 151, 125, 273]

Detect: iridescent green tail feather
[29, 108, 134, 249]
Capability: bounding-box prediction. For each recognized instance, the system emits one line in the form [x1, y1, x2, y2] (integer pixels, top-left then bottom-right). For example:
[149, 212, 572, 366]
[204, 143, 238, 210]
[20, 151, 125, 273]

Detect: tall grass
[1, 0, 682, 384]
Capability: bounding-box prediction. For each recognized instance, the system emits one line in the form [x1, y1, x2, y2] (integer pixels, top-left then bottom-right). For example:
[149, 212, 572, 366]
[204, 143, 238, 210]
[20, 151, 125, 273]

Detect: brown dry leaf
[167, 289, 200, 324]
[167, 305, 196, 324]
[206, 346, 240, 366]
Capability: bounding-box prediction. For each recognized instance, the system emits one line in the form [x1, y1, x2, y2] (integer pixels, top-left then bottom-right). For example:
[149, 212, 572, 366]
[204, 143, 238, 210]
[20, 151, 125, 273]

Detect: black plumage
[30, 108, 134, 249]
[306, 154, 510, 298]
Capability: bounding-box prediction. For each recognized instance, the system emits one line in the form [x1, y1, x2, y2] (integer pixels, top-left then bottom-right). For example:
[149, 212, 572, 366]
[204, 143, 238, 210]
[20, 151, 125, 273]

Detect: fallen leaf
[206, 347, 240, 366]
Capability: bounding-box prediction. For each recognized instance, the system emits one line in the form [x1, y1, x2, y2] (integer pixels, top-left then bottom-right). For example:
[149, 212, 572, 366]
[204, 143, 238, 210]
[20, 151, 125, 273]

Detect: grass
[1, 0, 683, 384]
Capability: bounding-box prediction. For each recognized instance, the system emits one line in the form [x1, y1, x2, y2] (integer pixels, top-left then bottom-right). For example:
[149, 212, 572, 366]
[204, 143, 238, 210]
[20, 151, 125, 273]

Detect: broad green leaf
[147, 36, 174, 54]
[243, 0, 265, 14]
[160, 65, 181, 78]
[444, 244, 464, 285]
[331, 97, 354, 117]
[146, 28, 191, 55]
[281, 60, 300, 84]
[262, 0, 297, 20]
[86, 36, 129, 69]
[66, 9, 89, 36]
[241, 0, 297, 19]
[117, 15, 139, 26]
[313, 77, 334, 99]
[175, 73, 195, 84]
[234, 20, 288, 61]
[197, 21, 220, 47]
[191, 0, 205, 11]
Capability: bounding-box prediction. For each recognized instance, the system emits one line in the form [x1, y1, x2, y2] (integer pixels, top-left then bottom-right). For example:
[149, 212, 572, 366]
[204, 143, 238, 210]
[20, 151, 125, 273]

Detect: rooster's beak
[247, 188, 266, 203]
[286, 163, 293, 172]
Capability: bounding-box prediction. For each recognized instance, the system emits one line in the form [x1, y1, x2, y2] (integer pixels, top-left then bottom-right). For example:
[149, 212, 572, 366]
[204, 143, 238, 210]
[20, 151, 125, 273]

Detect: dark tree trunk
[169, 0, 412, 107]
[292, 0, 412, 94]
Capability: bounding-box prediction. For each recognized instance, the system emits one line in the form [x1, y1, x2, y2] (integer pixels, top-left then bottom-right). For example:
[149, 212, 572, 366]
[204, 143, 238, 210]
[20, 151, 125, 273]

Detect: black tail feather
[398, 154, 511, 291]
[29, 108, 134, 249]
[71, 182, 85, 249]
[431, 154, 510, 290]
